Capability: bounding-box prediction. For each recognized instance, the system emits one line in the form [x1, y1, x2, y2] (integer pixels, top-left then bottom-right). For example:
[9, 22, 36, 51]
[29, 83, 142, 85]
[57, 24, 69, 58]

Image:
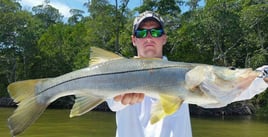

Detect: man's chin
[144, 50, 158, 58]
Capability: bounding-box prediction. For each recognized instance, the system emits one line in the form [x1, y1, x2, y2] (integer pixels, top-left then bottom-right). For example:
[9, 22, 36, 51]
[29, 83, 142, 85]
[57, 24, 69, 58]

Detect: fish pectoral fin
[150, 94, 183, 124]
[185, 65, 208, 90]
[199, 80, 240, 106]
[89, 47, 124, 66]
[70, 94, 104, 118]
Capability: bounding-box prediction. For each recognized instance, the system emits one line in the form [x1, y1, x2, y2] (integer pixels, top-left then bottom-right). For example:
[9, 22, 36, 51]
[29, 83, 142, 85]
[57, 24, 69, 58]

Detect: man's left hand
[257, 65, 268, 84]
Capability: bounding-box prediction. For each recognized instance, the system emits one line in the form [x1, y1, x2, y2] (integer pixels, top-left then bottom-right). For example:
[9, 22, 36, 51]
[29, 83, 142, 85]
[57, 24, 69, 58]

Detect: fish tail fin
[8, 79, 42, 102]
[8, 97, 47, 136]
[7, 80, 48, 136]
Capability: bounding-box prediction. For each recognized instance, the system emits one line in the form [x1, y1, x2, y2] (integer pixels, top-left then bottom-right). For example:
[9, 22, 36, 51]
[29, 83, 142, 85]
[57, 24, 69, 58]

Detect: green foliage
[255, 89, 268, 115]
[83, 0, 118, 51]
[37, 23, 89, 77]
[118, 18, 136, 58]
[240, 3, 268, 68]
[0, 0, 268, 112]
[68, 9, 85, 25]
[32, 1, 63, 27]
[135, 0, 182, 15]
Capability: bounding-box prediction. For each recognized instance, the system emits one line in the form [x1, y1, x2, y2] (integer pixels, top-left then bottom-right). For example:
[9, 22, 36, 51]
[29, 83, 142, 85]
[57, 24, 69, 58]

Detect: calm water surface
[1, 107, 268, 137]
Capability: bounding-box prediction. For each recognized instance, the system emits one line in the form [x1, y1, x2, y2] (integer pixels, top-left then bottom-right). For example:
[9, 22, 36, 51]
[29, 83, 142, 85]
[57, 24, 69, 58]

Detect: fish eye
[229, 66, 236, 70]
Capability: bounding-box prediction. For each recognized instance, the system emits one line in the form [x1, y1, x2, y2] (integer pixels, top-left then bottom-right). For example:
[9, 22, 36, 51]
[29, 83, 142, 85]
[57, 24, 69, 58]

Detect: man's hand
[114, 93, 145, 105]
[264, 77, 268, 84]
[257, 65, 268, 84]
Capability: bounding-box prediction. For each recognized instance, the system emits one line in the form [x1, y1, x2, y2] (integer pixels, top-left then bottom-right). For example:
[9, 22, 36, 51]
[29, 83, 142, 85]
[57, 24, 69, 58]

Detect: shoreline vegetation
[0, 97, 256, 117]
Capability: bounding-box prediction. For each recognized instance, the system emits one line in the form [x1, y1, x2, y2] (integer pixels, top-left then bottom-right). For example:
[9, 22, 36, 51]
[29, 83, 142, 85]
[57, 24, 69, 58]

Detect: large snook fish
[7, 47, 261, 137]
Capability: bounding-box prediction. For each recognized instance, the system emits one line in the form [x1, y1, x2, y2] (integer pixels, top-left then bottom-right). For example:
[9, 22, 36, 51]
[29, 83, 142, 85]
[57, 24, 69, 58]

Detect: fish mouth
[236, 68, 259, 78]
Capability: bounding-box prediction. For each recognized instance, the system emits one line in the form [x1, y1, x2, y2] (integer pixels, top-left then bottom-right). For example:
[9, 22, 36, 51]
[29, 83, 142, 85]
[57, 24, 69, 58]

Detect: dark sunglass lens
[150, 29, 163, 37]
[135, 30, 147, 38]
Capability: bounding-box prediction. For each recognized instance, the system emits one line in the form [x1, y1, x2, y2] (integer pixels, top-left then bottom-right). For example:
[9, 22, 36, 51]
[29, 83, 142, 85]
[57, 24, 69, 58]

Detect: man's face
[132, 20, 167, 58]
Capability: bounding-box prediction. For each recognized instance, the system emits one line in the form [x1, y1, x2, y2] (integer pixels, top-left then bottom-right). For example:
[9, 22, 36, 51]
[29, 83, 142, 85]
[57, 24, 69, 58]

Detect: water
[1, 107, 268, 137]
[0, 108, 116, 137]
[191, 116, 268, 137]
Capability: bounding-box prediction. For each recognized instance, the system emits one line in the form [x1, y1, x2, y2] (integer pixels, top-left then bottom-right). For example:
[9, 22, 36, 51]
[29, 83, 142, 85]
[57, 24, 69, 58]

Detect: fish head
[211, 66, 260, 90]
[186, 65, 261, 92]
[214, 67, 254, 80]
[185, 65, 261, 108]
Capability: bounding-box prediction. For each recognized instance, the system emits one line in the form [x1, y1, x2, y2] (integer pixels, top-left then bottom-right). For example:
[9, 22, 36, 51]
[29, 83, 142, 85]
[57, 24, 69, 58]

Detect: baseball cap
[133, 11, 164, 34]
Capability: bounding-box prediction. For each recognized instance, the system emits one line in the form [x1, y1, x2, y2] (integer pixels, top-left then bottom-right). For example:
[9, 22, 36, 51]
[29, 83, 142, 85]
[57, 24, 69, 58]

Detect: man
[107, 11, 268, 137]
[107, 11, 193, 137]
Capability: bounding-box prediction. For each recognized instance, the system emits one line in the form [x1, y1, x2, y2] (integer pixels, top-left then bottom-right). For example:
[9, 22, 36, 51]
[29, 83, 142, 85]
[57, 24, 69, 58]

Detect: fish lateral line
[39, 65, 184, 94]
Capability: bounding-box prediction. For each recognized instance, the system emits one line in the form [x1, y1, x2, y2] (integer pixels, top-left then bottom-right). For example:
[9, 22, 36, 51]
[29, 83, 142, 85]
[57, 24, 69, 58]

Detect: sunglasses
[135, 28, 164, 38]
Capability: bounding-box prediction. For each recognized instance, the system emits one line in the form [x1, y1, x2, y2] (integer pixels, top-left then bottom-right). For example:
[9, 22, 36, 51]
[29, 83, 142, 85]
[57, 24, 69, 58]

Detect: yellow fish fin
[159, 94, 183, 114]
[90, 47, 124, 66]
[7, 79, 49, 136]
[133, 56, 162, 60]
[150, 94, 183, 124]
[70, 94, 104, 118]
[150, 101, 166, 124]
[8, 79, 47, 102]
[8, 96, 47, 136]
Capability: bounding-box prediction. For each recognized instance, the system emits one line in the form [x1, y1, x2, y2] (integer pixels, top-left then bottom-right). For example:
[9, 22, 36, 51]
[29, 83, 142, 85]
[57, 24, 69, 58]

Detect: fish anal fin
[90, 47, 123, 66]
[70, 94, 104, 118]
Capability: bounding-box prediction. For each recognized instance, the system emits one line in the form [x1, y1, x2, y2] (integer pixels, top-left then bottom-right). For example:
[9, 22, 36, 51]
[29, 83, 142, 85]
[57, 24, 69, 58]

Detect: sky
[19, 0, 142, 19]
[19, 0, 204, 20]
[19, 0, 90, 18]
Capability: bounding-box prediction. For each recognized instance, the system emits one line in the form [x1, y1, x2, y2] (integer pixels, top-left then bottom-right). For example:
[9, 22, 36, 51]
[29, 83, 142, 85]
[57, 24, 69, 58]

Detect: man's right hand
[114, 93, 145, 105]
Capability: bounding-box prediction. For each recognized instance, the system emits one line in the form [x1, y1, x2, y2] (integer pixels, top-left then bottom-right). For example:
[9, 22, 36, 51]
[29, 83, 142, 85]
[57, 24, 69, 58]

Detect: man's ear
[162, 34, 167, 45]
[131, 35, 136, 47]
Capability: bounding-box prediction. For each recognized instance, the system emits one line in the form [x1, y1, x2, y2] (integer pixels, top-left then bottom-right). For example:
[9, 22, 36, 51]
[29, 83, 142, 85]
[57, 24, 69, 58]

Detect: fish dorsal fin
[133, 56, 162, 60]
[90, 47, 123, 66]
[150, 94, 183, 124]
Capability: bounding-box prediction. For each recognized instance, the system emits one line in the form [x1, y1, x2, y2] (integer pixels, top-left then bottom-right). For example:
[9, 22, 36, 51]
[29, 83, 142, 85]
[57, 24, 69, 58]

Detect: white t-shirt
[107, 97, 192, 137]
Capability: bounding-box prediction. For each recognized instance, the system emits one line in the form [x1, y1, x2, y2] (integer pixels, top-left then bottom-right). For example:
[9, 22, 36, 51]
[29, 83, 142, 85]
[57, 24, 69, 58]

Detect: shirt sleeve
[106, 98, 129, 111]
